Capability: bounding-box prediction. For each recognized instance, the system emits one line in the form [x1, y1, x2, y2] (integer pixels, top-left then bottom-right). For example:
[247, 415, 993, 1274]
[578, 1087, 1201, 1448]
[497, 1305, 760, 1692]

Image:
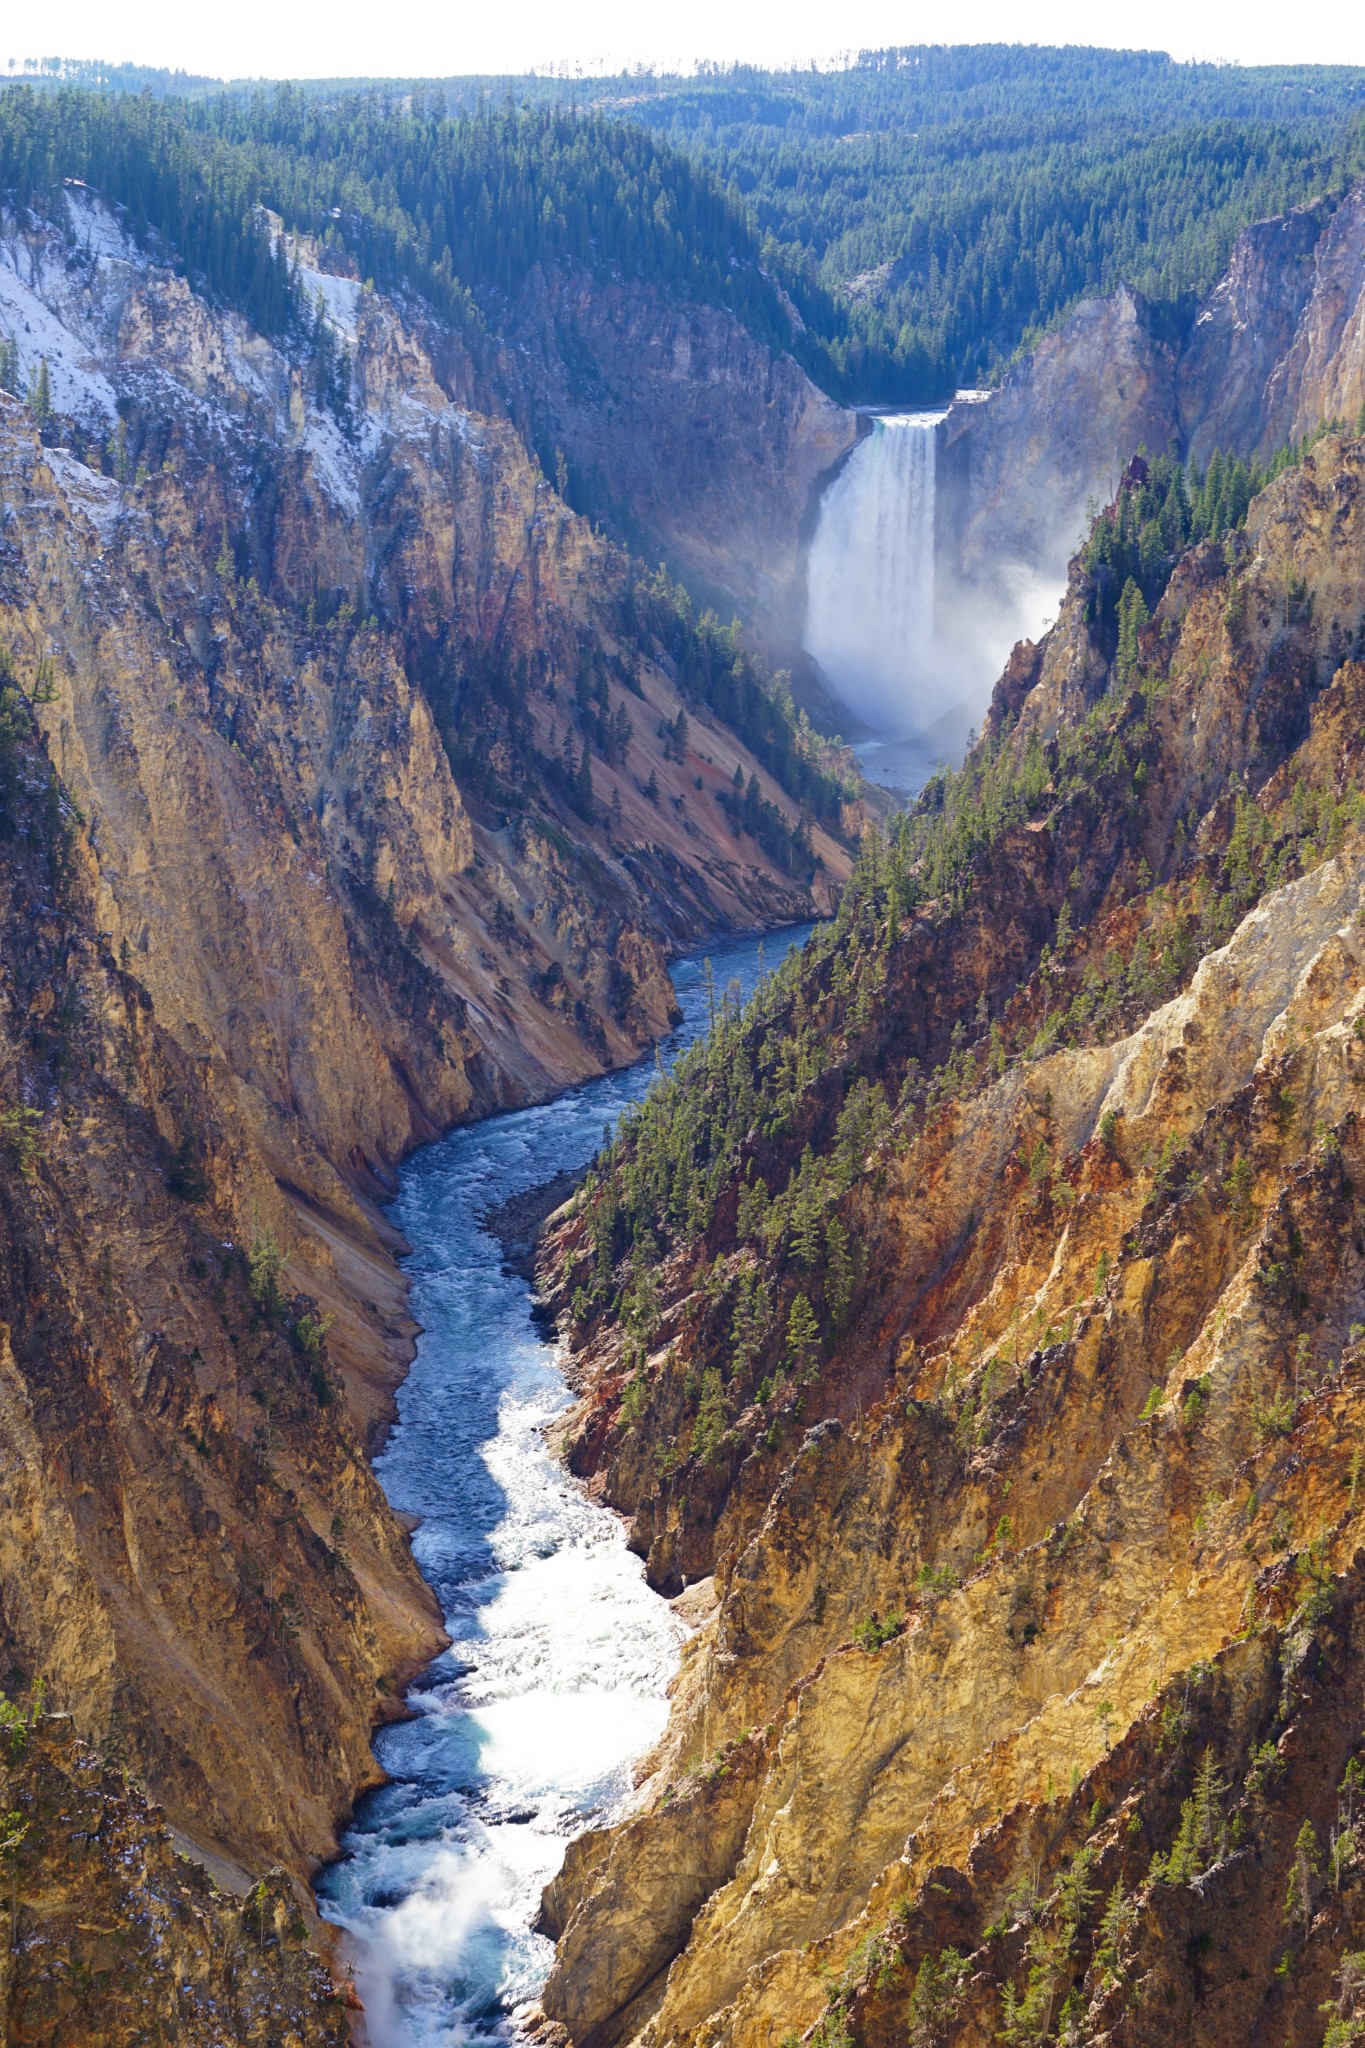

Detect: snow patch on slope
[302, 267, 362, 345]
[44, 447, 122, 541]
[0, 201, 492, 521]
[0, 246, 118, 424]
[63, 186, 139, 270]
[302, 409, 362, 517]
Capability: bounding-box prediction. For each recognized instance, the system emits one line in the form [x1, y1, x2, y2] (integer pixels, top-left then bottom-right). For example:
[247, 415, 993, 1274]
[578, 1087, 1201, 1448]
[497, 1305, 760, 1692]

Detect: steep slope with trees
[0, 85, 864, 652]
[536, 426, 1365, 2048]
[935, 175, 1365, 703]
[269, 47, 1365, 406]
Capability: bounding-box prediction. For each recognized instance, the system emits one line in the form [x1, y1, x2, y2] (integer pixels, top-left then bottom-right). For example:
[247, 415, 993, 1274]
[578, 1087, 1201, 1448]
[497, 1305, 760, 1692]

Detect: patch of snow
[63, 186, 138, 270]
[302, 406, 361, 516]
[43, 448, 122, 541]
[221, 318, 283, 415]
[0, 248, 119, 425]
[446, 408, 482, 450]
[384, 389, 447, 439]
[302, 267, 362, 345]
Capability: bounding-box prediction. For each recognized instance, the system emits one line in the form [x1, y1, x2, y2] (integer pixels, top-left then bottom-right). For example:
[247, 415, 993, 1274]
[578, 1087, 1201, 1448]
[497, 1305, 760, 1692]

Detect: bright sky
[6, 0, 1365, 83]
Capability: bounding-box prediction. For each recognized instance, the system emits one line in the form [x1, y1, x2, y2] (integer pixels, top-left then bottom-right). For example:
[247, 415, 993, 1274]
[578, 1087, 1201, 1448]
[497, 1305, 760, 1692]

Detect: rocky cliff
[936, 177, 1365, 719]
[0, 192, 855, 1409]
[492, 268, 858, 656]
[0, 186, 854, 2033]
[941, 287, 1182, 589]
[0, 671, 434, 2036]
[536, 428, 1365, 2048]
[1182, 183, 1365, 464]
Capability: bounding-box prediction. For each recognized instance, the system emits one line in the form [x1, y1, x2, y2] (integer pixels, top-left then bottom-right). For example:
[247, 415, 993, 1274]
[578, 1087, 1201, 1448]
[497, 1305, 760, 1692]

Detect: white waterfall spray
[804, 411, 947, 738]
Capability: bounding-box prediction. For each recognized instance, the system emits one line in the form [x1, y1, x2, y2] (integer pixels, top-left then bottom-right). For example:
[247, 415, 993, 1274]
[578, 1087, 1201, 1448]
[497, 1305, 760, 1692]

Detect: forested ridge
[0, 86, 805, 371]
[6, 49, 1365, 402]
[0, 85, 860, 839]
[575, 48, 1365, 399]
[564, 421, 1364, 1434]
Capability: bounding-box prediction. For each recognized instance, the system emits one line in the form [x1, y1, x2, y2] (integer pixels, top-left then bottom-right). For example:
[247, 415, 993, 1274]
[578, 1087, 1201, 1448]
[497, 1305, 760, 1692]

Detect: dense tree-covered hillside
[0, 85, 816, 372]
[288, 46, 1365, 402]
[479, 47, 1365, 400]
[6, 49, 1365, 401]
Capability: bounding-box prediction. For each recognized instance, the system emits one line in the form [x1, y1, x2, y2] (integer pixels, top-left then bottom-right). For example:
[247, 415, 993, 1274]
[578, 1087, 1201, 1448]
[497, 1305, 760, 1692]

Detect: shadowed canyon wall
[493, 268, 859, 654]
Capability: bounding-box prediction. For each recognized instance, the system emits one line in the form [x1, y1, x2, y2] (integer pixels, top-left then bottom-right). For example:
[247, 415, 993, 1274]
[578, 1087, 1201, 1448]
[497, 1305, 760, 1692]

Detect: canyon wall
[538, 429, 1365, 2048]
[492, 268, 859, 654]
[0, 189, 854, 2033]
[934, 178, 1365, 728]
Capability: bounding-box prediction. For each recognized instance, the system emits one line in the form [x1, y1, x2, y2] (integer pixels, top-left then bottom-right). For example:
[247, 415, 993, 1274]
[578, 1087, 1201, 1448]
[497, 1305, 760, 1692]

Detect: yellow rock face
[539, 436, 1365, 2048]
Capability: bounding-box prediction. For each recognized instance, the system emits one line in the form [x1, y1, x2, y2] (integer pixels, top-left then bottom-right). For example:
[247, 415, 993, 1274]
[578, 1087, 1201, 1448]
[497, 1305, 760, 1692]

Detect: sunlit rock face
[1181, 182, 1365, 462]
[892, 181, 1365, 757]
[536, 432, 1365, 2048]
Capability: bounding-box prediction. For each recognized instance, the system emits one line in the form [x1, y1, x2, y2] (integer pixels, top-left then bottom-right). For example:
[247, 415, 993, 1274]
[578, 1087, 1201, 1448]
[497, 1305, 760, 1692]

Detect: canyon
[848, 180, 1365, 751]
[534, 412, 1365, 2047]
[5, 91, 1365, 2048]
[521, 175, 1365, 2048]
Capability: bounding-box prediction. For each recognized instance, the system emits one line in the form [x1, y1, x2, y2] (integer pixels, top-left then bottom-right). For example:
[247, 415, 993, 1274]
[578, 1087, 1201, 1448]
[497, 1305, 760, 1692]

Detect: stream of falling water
[316, 925, 813, 2047]
[804, 410, 947, 739]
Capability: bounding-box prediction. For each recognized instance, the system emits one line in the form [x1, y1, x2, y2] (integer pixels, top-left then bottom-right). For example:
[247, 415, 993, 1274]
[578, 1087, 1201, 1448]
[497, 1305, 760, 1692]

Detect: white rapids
[317, 926, 812, 2046]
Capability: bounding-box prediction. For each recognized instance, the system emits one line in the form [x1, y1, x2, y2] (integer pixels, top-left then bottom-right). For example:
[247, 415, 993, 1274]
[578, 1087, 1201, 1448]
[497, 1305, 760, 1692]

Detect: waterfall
[804, 411, 947, 738]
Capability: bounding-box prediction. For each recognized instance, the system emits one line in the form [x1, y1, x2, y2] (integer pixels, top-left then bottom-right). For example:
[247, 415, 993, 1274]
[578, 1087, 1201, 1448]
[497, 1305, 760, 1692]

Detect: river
[316, 923, 815, 2046]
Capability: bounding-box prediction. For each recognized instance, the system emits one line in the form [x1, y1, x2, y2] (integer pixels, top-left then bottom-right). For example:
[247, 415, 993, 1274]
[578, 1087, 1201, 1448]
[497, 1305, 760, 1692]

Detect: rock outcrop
[0, 674, 436, 2033]
[942, 286, 1181, 587]
[1, 1717, 352, 2046]
[1184, 182, 1365, 463]
[493, 268, 859, 654]
[934, 177, 1365, 719]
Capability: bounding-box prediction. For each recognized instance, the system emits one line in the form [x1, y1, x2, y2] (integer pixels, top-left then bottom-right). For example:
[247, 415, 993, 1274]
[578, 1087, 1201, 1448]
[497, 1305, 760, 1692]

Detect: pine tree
[786, 1293, 820, 1380]
[1160, 1748, 1227, 1883]
[1285, 1818, 1321, 1943]
[789, 1176, 822, 1269]
[1115, 577, 1149, 684]
[690, 1366, 729, 1464]
[574, 740, 594, 819]
[825, 1214, 855, 1326]
[908, 1949, 967, 2048]
[28, 356, 51, 425]
[1321, 1951, 1365, 2048]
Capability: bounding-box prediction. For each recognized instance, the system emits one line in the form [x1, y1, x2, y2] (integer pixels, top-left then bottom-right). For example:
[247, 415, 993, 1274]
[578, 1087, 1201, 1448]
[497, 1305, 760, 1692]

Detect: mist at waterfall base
[804, 412, 1060, 788]
[316, 927, 812, 2048]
